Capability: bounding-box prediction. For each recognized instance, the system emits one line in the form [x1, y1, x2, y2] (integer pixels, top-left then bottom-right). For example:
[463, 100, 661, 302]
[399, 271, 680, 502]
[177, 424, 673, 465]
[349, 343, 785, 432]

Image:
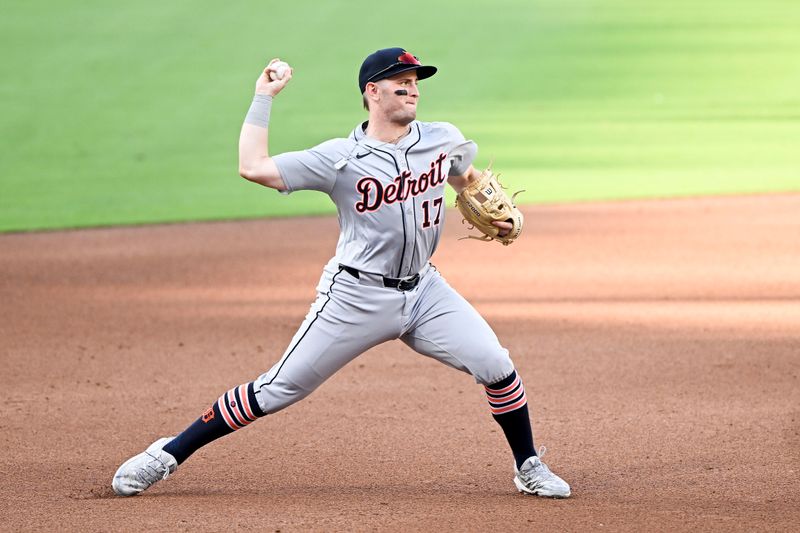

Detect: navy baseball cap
[358, 47, 437, 93]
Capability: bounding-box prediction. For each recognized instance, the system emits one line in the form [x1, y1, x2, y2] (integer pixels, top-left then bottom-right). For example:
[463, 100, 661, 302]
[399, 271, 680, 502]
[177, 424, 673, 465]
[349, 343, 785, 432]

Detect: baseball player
[112, 48, 570, 498]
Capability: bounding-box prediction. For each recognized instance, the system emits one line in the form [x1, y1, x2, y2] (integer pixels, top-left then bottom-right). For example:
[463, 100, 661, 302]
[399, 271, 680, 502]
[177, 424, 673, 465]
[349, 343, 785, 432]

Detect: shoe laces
[520, 447, 554, 481]
[135, 451, 171, 485]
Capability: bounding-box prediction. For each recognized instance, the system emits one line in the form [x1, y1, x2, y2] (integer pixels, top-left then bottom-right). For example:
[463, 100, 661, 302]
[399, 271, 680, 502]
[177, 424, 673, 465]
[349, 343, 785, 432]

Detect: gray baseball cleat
[513, 449, 571, 498]
[112, 437, 178, 496]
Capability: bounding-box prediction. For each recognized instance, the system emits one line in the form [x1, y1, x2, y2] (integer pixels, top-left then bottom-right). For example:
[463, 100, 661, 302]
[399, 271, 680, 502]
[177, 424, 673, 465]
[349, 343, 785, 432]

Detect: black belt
[340, 265, 421, 291]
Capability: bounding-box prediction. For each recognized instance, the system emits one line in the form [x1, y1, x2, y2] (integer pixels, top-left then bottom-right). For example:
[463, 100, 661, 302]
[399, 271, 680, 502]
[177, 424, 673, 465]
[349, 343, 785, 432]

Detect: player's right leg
[112, 266, 401, 496]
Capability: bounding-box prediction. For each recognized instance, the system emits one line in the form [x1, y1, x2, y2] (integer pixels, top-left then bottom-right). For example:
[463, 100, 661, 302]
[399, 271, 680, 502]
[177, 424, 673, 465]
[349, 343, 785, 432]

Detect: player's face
[377, 71, 420, 125]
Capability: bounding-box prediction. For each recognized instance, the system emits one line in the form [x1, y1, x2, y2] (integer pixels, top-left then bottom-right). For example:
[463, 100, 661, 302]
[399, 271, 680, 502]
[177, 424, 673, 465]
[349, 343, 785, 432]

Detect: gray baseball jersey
[273, 120, 467, 277]
[253, 120, 514, 415]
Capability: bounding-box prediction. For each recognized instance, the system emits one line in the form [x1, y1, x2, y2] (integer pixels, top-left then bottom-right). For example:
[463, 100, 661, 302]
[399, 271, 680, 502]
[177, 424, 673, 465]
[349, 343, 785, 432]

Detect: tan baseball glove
[455, 165, 524, 245]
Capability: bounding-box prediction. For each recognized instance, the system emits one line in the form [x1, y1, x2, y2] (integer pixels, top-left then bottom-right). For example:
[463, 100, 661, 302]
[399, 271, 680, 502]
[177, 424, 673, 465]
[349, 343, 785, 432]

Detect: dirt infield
[2, 195, 798, 532]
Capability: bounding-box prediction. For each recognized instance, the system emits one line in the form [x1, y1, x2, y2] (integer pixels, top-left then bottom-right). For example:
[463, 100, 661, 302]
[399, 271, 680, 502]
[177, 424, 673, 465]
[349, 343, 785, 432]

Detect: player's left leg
[400, 268, 570, 497]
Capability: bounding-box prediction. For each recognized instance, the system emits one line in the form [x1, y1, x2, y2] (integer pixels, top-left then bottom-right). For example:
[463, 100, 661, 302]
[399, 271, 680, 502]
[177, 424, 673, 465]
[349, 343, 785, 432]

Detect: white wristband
[244, 94, 273, 128]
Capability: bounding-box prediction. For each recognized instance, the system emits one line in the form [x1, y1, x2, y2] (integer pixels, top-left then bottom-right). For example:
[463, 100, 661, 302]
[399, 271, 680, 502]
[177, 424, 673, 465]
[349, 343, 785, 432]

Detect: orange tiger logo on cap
[398, 52, 421, 65]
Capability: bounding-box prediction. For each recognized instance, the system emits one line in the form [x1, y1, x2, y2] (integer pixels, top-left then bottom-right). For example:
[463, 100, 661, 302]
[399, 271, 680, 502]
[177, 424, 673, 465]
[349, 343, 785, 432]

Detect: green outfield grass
[2, 0, 798, 231]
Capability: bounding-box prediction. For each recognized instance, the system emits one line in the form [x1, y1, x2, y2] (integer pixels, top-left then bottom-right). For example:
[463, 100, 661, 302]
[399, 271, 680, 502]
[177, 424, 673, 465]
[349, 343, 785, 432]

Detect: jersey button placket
[397, 150, 416, 276]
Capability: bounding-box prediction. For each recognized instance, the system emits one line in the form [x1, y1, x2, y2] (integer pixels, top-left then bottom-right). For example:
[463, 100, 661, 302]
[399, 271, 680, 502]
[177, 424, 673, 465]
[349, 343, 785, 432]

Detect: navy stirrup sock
[485, 370, 536, 469]
[163, 382, 265, 464]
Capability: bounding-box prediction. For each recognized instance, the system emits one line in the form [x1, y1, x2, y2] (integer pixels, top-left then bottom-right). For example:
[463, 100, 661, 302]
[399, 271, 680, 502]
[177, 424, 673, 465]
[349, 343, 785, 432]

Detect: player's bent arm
[447, 164, 481, 194]
[237, 58, 293, 191]
[238, 123, 286, 191]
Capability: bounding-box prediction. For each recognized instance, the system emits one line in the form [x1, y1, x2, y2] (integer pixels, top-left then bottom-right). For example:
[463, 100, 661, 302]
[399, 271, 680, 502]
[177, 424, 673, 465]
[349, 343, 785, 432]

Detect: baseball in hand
[269, 61, 290, 81]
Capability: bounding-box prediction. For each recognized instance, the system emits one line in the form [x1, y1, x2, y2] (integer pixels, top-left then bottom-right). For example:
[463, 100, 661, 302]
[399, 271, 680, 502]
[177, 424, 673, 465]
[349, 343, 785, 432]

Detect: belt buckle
[396, 274, 419, 291]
